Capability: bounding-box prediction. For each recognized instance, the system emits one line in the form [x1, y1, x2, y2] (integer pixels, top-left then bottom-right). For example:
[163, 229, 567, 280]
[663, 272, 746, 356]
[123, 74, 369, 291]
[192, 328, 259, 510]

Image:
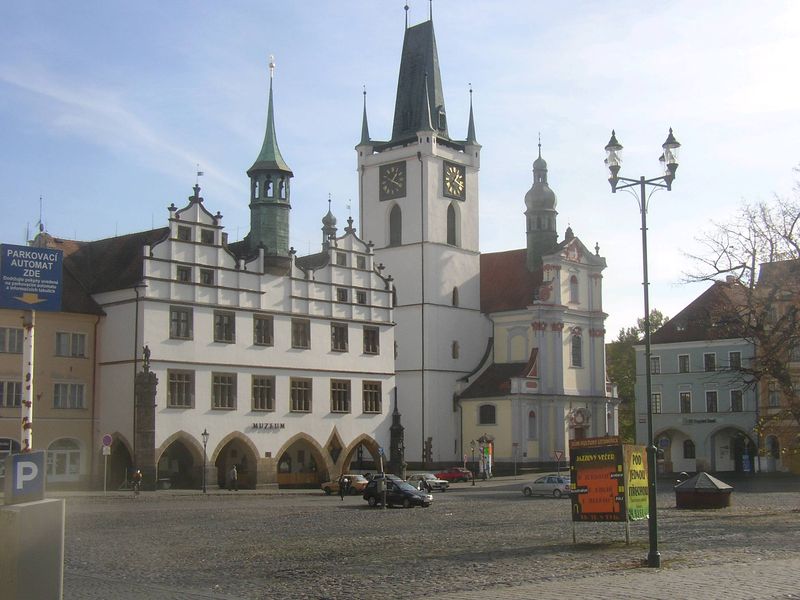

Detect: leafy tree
[607, 310, 668, 442]
[685, 181, 800, 466]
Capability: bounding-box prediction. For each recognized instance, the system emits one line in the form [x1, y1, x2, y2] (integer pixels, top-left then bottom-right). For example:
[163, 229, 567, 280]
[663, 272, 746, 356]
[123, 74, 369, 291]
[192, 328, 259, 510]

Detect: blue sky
[2, 1, 799, 337]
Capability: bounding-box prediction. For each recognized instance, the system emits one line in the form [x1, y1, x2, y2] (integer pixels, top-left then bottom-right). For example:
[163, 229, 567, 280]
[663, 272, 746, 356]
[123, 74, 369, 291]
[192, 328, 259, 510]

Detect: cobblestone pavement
[57, 475, 800, 599]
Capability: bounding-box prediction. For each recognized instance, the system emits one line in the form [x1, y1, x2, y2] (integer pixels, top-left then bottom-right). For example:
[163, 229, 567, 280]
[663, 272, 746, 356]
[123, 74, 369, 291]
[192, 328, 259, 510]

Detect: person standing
[132, 469, 143, 497]
[339, 476, 348, 501]
[228, 465, 238, 491]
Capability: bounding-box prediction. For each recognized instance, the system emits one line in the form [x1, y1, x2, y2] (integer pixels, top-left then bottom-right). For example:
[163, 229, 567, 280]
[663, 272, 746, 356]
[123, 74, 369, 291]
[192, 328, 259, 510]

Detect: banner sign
[569, 436, 625, 522]
[0, 244, 63, 311]
[623, 444, 649, 521]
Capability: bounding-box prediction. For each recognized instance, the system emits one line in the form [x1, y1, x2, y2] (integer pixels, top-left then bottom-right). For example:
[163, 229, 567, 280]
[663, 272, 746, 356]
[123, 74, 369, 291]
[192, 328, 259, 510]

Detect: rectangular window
[729, 351, 741, 370]
[730, 389, 743, 412]
[214, 311, 235, 343]
[212, 373, 236, 409]
[253, 315, 274, 346]
[363, 326, 379, 355]
[336, 252, 347, 266]
[356, 290, 367, 305]
[170, 306, 193, 339]
[167, 370, 194, 408]
[200, 229, 214, 244]
[0, 380, 22, 408]
[650, 356, 661, 375]
[55, 332, 87, 357]
[678, 354, 690, 373]
[176, 265, 192, 282]
[331, 323, 348, 352]
[291, 319, 310, 349]
[53, 383, 85, 409]
[200, 268, 215, 285]
[252, 375, 275, 411]
[706, 390, 718, 413]
[336, 288, 348, 302]
[651, 392, 662, 414]
[0, 327, 24, 353]
[704, 353, 716, 372]
[362, 381, 382, 413]
[330, 379, 351, 413]
[680, 391, 692, 414]
[356, 255, 367, 270]
[768, 382, 780, 407]
[177, 226, 191, 241]
[290, 378, 312, 412]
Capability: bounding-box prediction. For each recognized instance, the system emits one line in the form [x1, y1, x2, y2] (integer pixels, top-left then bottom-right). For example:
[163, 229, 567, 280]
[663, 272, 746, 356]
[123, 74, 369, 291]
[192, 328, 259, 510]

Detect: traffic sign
[0, 244, 63, 311]
[3, 450, 46, 505]
[102, 434, 113, 447]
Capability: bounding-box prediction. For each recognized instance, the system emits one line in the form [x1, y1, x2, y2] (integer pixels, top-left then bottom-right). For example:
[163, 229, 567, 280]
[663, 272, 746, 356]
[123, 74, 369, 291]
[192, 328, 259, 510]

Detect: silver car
[522, 474, 571, 498]
[407, 472, 449, 492]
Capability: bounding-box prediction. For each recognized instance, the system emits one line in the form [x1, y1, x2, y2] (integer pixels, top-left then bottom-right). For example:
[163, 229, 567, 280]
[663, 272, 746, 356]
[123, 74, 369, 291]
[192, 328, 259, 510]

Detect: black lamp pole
[470, 441, 476, 486]
[605, 128, 681, 569]
[201, 428, 209, 494]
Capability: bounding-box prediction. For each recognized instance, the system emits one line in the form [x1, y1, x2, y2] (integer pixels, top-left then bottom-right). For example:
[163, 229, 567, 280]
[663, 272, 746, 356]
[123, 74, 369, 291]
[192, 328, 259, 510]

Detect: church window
[478, 404, 496, 425]
[569, 275, 579, 303]
[683, 439, 696, 459]
[452, 287, 459, 307]
[571, 334, 583, 368]
[528, 411, 538, 440]
[389, 205, 402, 246]
[447, 203, 458, 246]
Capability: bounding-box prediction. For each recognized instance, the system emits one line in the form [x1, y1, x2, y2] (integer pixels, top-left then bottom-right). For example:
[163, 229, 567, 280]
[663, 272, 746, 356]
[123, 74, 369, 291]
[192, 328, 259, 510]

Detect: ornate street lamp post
[470, 440, 476, 486]
[605, 128, 681, 569]
[201, 428, 210, 494]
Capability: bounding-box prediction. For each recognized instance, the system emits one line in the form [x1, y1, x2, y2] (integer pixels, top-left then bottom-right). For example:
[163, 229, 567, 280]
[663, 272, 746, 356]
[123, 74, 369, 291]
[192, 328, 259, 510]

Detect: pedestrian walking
[132, 469, 143, 497]
[339, 475, 348, 500]
[228, 465, 238, 491]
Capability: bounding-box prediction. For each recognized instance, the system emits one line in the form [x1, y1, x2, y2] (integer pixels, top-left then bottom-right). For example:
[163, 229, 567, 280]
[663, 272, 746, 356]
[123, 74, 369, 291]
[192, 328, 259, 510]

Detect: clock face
[443, 161, 466, 200]
[379, 162, 406, 201]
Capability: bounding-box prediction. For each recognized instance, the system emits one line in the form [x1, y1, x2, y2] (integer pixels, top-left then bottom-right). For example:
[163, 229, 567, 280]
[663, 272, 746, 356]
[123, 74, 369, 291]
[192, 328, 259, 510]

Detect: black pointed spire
[466, 84, 477, 144]
[248, 56, 292, 176]
[359, 86, 370, 145]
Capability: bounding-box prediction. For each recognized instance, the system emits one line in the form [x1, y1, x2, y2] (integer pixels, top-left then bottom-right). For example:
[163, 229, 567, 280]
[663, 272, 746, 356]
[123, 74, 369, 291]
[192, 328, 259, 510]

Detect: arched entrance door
[108, 437, 133, 489]
[277, 437, 325, 489]
[158, 439, 198, 489]
[214, 437, 258, 490]
[340, 437, 380, 475]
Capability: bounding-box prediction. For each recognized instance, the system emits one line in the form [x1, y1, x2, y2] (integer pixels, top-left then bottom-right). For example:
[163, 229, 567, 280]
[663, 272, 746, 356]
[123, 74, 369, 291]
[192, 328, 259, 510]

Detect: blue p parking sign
[3, 450, 46, 505]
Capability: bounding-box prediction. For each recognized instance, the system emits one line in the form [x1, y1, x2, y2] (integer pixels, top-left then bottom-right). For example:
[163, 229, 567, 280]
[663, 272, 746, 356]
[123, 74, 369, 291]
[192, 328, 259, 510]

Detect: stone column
[134, 346, 158, 491]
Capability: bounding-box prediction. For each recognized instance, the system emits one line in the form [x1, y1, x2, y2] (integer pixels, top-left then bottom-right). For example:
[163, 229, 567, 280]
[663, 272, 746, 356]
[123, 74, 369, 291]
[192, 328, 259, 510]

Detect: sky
[2, 1, 799, 339]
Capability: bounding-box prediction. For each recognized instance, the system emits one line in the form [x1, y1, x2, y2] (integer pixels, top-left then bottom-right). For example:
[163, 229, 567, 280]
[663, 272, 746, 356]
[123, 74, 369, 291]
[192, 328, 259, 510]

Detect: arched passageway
[108, 436, 133, 489]
[214, 436, 259, 490]
[276, 436, 327, 489]
[157, 438, 198, 489]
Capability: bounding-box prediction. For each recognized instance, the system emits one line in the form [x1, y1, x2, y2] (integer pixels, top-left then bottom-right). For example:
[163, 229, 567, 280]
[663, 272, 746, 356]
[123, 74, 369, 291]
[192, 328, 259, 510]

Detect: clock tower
[357, 17, 489, 465]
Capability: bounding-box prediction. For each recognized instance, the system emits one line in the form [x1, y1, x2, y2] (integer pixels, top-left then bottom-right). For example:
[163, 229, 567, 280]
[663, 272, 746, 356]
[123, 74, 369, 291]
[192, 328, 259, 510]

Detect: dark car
[363, 479, 433, 508]
[435, 467, 472, 483]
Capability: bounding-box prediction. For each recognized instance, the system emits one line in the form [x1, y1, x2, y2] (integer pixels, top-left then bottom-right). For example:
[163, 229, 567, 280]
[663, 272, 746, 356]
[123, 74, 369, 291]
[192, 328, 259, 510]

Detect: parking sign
[3, 450, 46, 505]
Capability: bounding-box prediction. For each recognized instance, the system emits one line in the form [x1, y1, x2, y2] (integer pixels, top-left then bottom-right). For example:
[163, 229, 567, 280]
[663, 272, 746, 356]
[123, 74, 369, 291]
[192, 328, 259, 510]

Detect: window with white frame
[336, 252, 347, 266]
[177, 226, 191, 241]
[330, 379, 351, 413]
[169, 306, 193, 339]
[252, 375, 275, 411]
[730, 389, 743, 412]
[678, 354, 690, 373]
[650, 356, 661, 375]
[200, 229, 214, 244]
[291, 319, 311, 349]
[331, 323, 348, 352]
[212, 373, 236, 409]
[253, 314, 274, 346]
[0, 380, 22, 408]
[729, 351, 742, 370]
[704, 352, 716, 372]
[176, 265, 191, 282]
[167, 370, 194, 408]
[53, 383, 85, 409]
[290, 378, 312, 412]
[46, 438, 81, 482]
[363, 326, 379, 354]
[680, 391, 692, 414]
[706, 390, 718, 413]
[0, 327, 24, 353]
[214, 311, 235, 343]
[336, 288, 349, 302]
[200, 268, 215, 286]
[651, 392, 662, 414]
[356, 255, 367, 270]
[356, 290, 367, 305]
[55, 332, 87, 357]
[362, 381, 382, 413]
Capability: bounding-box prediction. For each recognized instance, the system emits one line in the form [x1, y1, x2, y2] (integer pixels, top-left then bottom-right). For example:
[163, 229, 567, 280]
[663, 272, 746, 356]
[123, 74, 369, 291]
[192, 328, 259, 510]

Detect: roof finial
[269, 54, 275, 80]
[405, 3, 409, 28]
[328, 192, 332, 210]
[538, 132, 542, 158]
[196, 163, 204, 185]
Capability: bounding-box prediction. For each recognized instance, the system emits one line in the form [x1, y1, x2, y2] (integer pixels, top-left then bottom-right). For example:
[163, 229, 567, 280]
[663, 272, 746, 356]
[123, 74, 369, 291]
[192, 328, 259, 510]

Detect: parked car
[407, 473, 449, 492]
[521, 474, 571, 498]
[363, 479, 433, 508]
[321, 474, 368, 495]
[435, 467, 473, 483]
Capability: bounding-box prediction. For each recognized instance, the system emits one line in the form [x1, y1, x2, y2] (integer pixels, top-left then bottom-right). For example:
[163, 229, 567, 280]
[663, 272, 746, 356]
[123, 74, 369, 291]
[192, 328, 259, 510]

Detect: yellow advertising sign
[623, 445, 649, 521]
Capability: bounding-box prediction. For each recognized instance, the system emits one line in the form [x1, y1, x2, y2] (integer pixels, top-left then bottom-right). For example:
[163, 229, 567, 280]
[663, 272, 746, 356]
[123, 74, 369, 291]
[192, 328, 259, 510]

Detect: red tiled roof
[460, 362, 528, 399]
[480, 249, 543, 313]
